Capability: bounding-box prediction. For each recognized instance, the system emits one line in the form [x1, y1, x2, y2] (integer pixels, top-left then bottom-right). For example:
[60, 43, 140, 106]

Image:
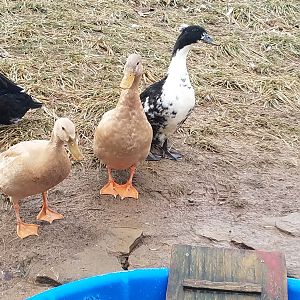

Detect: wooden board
[166, 245, 287, 300]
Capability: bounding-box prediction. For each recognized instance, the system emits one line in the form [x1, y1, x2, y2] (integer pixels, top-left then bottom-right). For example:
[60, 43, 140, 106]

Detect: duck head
[53, 118, 83, 160]
[172, 25, 214, 56]
[120, 54, 143, 89]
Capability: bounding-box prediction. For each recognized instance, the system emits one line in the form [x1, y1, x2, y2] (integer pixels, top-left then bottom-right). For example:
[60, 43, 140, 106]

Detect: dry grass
[0, 0, 299, 160]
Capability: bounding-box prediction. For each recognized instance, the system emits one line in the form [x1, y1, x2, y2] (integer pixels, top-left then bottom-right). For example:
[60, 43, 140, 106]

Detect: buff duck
[0, 118, 83, 238]
[140, 25, 214, 161]
[93, 54, 152, 199]
[0, 73, 42, 125]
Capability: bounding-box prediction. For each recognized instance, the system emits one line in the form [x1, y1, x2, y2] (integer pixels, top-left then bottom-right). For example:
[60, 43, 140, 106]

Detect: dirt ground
[1, 104, 300, 299]
[1, 0, 300, 299]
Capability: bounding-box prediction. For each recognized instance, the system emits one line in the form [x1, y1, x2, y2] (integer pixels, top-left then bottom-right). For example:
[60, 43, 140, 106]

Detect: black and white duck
[0, 73, 42, 125]
[140, 25, 214, 161]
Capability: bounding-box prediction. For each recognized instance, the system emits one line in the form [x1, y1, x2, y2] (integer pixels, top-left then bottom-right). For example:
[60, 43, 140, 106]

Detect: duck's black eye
[136, 62, 140, 65]
[62, 126, 65, 130]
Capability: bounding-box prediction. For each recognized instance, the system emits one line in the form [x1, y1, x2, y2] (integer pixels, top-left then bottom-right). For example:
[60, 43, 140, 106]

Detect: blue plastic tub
[27, 268, 300, 300]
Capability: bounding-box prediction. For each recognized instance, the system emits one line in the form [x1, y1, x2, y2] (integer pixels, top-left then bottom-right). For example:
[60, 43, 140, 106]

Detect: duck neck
[131, 74, 142, 90]
[118, 74, 142, 108]
[167, 45, 191, 79]
[50, 132, 64, 149]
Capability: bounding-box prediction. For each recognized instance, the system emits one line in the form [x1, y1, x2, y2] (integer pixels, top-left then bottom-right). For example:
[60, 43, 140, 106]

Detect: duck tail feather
[0, 73, 23, 95]
[29, 97, 43, 109]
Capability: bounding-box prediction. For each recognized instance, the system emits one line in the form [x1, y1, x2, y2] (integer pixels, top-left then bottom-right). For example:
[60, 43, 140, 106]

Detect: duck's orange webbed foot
[37, 192, 64, 223]
[115, 182, 138, 199]
[114, 165, 139, 200]
[13, 200, 39, 239]
[37, 207, 64, 223]
[17, 222, 39, 239]
[100, 167, 118, 197]
[100, 181, 118, 197]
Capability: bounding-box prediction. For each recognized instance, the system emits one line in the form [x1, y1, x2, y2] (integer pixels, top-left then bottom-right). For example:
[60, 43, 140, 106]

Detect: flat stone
[193, 221, 234, 242]
[130, 243, 170, 269]
[275, 213, 300, 237]
[229, 231, 300, 277]
[58, 244, 121, 281]
[194, 220, 300, 277]
[107, 227, 143, 255]
[262, 216, 277, 227]
[28, 242, 121, 284]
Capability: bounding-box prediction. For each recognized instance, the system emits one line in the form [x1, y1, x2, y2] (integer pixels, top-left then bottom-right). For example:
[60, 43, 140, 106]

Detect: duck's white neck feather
[50, 132, 65, 148]
[167, 45, 191, 78]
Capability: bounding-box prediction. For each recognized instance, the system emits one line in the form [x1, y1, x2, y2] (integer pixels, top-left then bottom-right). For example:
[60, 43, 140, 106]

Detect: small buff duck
[93, 54, 152, 199]
[0, 118, 83, 238]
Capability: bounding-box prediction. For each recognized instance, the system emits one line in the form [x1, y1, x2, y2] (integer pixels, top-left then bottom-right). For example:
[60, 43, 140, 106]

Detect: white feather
[179, 23, 189, 32]
[161, 46, 195, 135]
[143, 96, 150, 113]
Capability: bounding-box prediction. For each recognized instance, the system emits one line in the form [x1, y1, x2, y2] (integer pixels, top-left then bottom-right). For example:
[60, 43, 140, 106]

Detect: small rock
[107, 227, 143, 255]
[35, 275, 62, 287]
[275, 213, 300, 237]
[1, 270, 13, 281]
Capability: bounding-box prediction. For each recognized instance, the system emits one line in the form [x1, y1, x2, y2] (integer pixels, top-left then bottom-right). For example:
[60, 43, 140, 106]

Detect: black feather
[140, 76, 168, 141]
[0, 73, 23, 95]
[0, 73, 42, 125]
[172, 25, 210, 56]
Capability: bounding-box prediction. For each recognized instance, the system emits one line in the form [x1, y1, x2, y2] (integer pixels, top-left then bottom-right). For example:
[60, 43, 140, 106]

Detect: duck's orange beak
[67, 138, 83, 161]
[120, 72, 135, 89]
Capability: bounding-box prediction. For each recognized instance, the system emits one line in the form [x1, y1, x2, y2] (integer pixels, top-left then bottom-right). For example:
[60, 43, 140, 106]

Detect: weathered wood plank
[167, 244, 192, 299]
[182, 279, 262, 293]
[257, 250, 287, 300]
[166, 245, 287, 300]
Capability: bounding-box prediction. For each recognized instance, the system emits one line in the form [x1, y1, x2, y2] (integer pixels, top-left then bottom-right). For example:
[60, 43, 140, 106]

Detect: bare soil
[1, 0, 300, 299]
[1, 104, 300, 300]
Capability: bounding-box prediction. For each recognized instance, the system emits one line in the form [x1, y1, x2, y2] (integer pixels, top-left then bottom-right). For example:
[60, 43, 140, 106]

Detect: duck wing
[0, 94, 42, 125]
[140, 76, 168, 139]
[0, 140, 47, 193]
[0, 74, 42, 125]
[0, 73, 23, 95]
